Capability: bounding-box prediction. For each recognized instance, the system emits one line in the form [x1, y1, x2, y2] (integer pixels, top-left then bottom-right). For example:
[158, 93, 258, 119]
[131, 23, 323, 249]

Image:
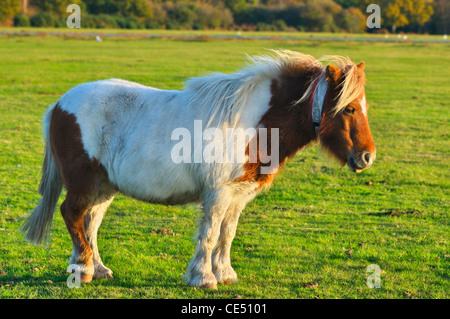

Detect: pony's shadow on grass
[367, 210, 424, 217]
[100, 275, 185, 289]
[0, 272, 69, 287]
[0, 271, 187, 290]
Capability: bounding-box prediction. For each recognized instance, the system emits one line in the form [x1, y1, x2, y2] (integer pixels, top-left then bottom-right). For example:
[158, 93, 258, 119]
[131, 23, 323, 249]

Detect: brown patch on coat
[236, 69, 321, 187]
[236, 135, 277, 188]
[49, 104, 114, 279]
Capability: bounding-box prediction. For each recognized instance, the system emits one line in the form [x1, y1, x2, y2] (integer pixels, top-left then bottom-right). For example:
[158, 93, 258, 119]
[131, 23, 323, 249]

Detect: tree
[31, 0, 84, 17]
[23, 0, 28, 15]
[225, 0, 247, 13]
[337, 6, 366, 33]
[299, 0, 343, 32]
[383, 0, 409, 33]
[404, 0, 434, 32]
[371, 0, 434, 33]
[83, 0, 152, 18]
[334, 0, 360, 8]
[0, 0, 21, 21]
[426, 0, 449, 34]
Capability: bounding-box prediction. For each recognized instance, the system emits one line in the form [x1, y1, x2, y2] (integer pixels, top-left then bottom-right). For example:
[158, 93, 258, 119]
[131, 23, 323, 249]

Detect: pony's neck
[236, 70, 324, 187]
[260, 72, 321, 165]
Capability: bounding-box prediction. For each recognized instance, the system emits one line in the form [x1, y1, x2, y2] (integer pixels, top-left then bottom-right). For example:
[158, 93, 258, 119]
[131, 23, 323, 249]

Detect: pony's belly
[139, 190, 201, 205]
[111, 165, 201, 206]
[117, 183, 201, 206]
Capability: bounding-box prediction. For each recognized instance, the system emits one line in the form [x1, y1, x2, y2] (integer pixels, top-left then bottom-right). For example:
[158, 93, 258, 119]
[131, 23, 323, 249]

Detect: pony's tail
[21, 105, 63, 246]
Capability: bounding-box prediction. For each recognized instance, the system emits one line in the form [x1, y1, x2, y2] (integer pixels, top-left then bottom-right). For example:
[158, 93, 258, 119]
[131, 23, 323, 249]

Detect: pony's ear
[357, 62, 366, 71]
[325, 64, 341, 84]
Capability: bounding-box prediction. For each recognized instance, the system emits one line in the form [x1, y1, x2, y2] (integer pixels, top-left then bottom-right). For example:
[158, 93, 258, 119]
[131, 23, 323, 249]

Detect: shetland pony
[22, 50, 375, 289]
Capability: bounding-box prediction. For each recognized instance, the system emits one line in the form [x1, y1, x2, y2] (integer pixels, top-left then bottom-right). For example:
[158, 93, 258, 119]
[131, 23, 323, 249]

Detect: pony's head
[317, 59, 376, 173]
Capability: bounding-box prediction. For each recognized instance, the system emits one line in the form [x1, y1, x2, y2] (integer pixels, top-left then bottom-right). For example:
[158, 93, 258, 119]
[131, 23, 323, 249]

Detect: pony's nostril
[362, 151, 372, 164]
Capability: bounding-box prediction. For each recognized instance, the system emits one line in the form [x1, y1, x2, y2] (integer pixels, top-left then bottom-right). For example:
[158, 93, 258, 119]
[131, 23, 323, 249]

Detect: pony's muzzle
[347, 151, 375, 173]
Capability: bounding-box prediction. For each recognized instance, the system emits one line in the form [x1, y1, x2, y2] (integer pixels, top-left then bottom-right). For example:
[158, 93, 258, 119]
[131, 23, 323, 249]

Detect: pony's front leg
[185, 187, 232, 289]
[212, 202, 244, 284]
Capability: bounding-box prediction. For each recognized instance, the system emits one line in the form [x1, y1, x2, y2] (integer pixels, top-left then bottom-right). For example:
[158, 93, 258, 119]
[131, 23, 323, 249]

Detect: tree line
[1, 0, 448, 34]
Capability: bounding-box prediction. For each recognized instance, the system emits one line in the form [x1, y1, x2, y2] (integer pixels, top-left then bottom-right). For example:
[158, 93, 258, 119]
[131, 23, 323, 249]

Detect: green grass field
[0, 30, 448, 299]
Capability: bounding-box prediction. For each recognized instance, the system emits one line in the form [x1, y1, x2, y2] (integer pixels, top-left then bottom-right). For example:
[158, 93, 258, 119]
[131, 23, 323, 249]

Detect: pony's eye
[344, 106, 355, 114]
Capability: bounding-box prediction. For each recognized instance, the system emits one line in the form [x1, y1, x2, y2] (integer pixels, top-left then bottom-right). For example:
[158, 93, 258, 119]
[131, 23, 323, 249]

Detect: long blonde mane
[184, 49, 366, 127]
[277, 50, 366, 115]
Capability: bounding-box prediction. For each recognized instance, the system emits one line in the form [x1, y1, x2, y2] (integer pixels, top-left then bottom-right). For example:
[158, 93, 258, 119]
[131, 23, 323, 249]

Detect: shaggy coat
[22, 50, 375, 288]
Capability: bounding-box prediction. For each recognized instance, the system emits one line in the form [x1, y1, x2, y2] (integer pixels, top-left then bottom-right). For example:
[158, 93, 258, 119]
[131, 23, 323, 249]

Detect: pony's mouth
[347, 157, 363, 173]
[347, 154, 373, 173]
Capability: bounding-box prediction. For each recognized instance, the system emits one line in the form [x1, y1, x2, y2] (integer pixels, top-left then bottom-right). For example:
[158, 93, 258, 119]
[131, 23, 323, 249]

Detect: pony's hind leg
[84, 194, 115, 279]
[49, 104, 114, 282]
[62, 193, 95, 282]
[65, 188, 115, 282]
[185, 187, 233, 289]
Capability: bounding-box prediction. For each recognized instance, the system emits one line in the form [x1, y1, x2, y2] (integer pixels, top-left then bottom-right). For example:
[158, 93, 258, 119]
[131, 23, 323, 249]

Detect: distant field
[0, 31, 448, 299]
[2, 27, 449, 41]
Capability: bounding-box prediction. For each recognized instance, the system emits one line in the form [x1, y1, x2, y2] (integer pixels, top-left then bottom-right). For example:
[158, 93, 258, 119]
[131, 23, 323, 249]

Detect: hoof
[94, 270, 113, 280]
[185, 271, 218, 290]
[200, 282, 218, 290]
[213, 266, 238, 285]
[221, 278, 238, 285]
[81, 274, 93, 283]
[67, 263, 94, 284]
[93, 261, 114, 280]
